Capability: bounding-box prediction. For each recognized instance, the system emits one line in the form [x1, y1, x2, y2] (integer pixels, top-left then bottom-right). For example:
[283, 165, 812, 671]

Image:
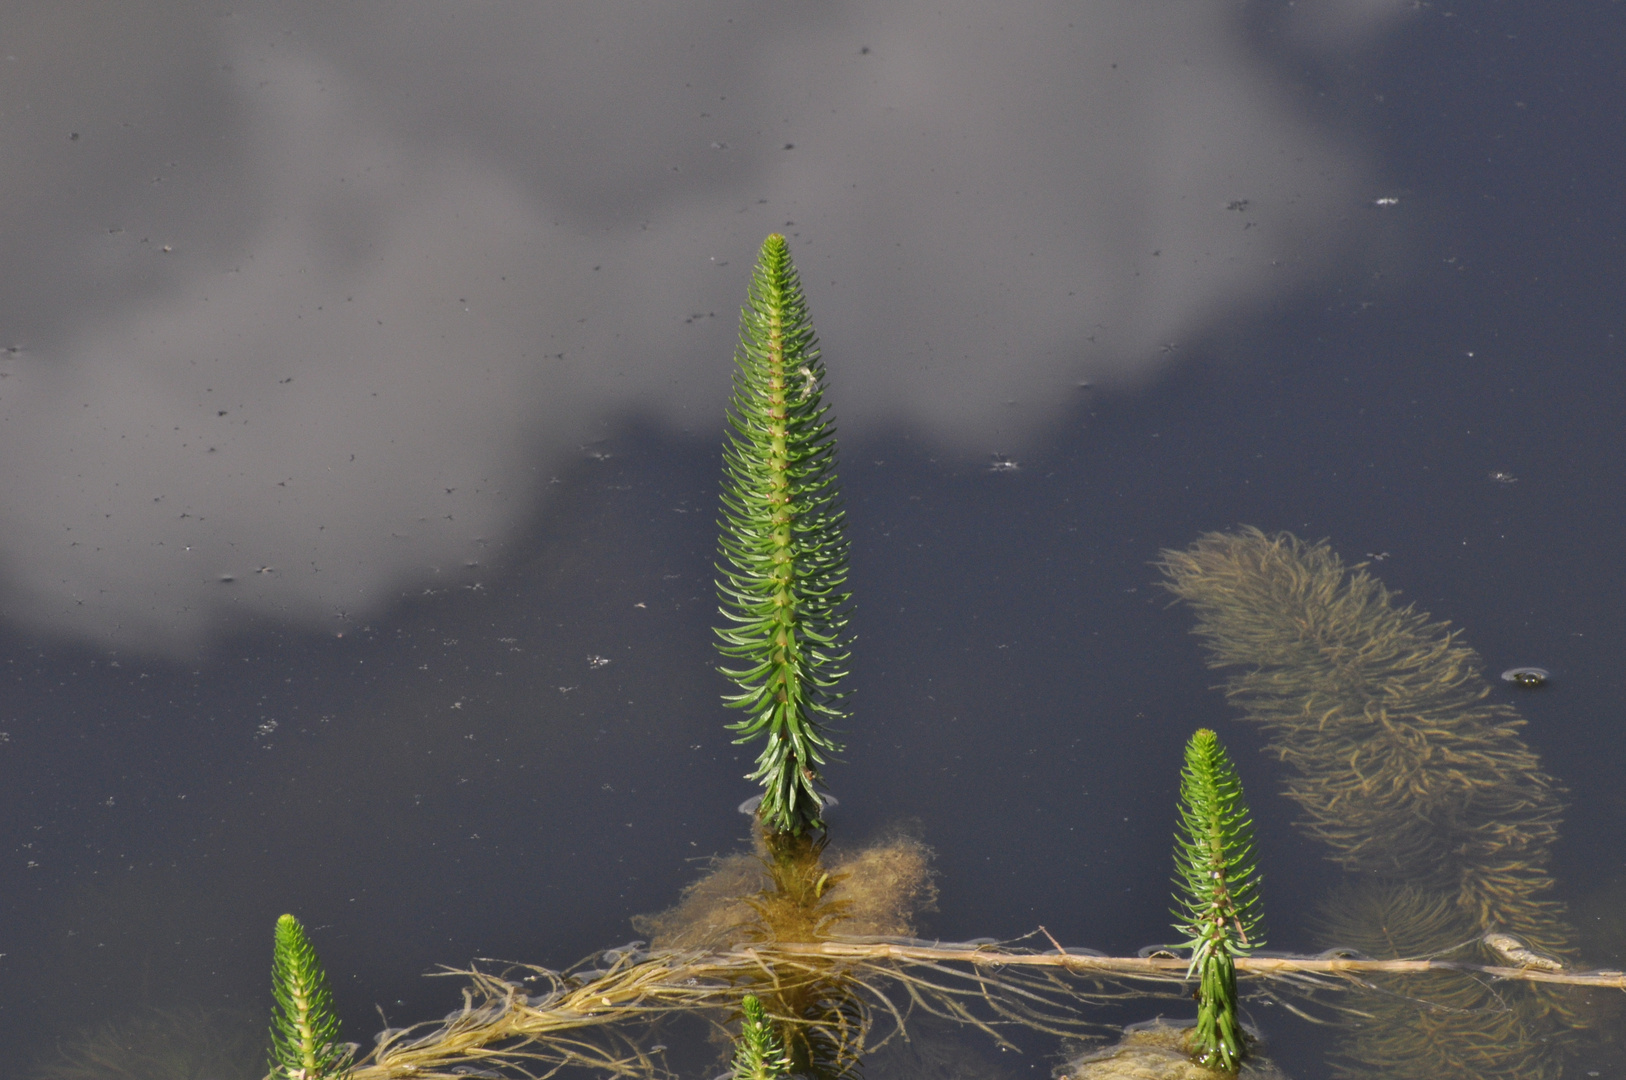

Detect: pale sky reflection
[0, 1, 1411, 653]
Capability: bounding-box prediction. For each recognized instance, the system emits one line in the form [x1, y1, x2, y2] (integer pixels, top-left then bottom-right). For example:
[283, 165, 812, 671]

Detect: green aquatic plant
[1172, 728, 1262, 1073]
[1158, 528, 1586, 1078]
[732, 994, 793, 1080]
[269, 913, 351, 1080]
[716, 232, 852, 836]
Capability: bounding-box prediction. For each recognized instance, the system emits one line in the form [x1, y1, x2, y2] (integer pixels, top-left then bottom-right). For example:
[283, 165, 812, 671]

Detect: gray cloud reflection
[0, 2, 1405, 653]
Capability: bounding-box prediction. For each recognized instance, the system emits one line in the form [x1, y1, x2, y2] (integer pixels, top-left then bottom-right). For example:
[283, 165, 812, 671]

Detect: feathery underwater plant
[1172, 728, 1263, 1073]
[716, 233, 852, 837]
[269, 913, 351, 1080]
[1158, 528, 1583, 1078]
[731, 994, 793, 1080]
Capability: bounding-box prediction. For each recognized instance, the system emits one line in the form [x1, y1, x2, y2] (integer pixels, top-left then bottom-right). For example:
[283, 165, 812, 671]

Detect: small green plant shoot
[269, 913, 351, 1080]
[731, 993, 793, 1080]
[1172, 729, 1264, 1072]
[716, 233, 852, 836]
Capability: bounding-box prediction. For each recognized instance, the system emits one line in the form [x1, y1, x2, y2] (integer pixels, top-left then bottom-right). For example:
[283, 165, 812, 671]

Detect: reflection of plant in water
[32, 1006, 262, 1080]
[1158, 527, 1588, 1079]
[1172, 729, 1263, 1073]
[1312, 882, 1564, 1080]
[715, 233, 852, 838]
[1158, 529, 1568, 943]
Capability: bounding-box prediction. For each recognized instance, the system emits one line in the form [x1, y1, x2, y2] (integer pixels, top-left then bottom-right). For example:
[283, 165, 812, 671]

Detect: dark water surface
[1, 4, 1623, 1078]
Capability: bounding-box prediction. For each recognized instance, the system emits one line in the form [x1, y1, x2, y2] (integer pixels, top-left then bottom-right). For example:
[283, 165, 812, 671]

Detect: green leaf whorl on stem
[716, 233, 851, 837]
[731, 993, 792, 1080]
[269, 913, 350, 1080]
[1172, 728, 1263, 1072]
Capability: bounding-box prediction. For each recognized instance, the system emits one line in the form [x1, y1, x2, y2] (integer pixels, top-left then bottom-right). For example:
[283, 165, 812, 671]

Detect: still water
[0, 3, 1622, 1078]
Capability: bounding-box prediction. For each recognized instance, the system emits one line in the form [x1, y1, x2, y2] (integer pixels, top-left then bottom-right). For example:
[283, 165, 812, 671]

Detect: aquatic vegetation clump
[1172, 729, 1262, 1072]
[1059, 1019, 1288, 1080]
[269, 913, 352, 1080]
[1158, 527, 1583, 1078]
[716, 232, 853, 836]
[632, 827, 936, 1076]
[1157, 528, 1567, 948]
[632, 830, 936, 952]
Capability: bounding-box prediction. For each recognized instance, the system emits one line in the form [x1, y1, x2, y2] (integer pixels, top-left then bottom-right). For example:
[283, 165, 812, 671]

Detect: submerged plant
[1172, 728, 1263, 1073]
[731, 994, 793, 1080]
[1159, 528, 1586, 1078]
[268, 913, 351, 1080]
[1156, 528, 1569, 945]
[716, 233, 852, 836]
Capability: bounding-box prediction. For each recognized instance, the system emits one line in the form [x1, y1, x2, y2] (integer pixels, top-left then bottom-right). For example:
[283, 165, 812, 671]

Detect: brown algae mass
[633, 828, 937, 952]
[631, 827, 937, 1076]
[1059, 1019, 1290, 1080]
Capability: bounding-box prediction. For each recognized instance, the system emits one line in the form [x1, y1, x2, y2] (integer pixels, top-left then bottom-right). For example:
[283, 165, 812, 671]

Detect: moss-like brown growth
[1058, 1019, 1288, 1080]
[632, 829, 936, 953]
[633, 827, 937, 1078]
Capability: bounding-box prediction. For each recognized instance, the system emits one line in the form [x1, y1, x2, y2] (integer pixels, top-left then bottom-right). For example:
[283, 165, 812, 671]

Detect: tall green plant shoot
[716, 233, 852, 836]
[268, 913, 351, 1080]
[731, 993, 792, 1080]
[1172, 729, 1264, 1072]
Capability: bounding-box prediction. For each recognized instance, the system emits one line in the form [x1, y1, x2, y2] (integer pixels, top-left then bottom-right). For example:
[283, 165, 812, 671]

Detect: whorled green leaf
[715, 233, 852, 836]
[731, 994, 793, 1080]
[1171, 728, 1263, 1072]
[268, 913, 351, 1080]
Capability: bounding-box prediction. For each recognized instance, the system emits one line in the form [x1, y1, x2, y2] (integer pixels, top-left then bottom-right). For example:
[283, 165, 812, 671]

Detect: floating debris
[1484, 931, 1565, 972]
[1501, 666, 1549, 688]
